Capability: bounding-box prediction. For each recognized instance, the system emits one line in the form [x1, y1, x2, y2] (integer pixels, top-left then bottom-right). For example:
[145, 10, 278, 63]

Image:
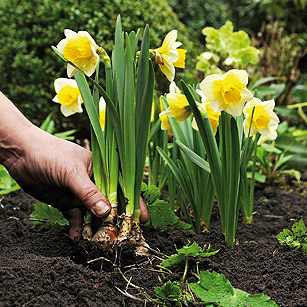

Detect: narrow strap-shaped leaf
[122, 32, 136, 212]
[134, 62, 155, 210]
[74, 71, 108, 193]
[226, 117, 241, 247]
[176, 140, 211, 173]
[181, 80, 222, 200]
[157, 147, 195, 231]
[136, 25, 150, 123]
[87, 77, 123, 161]
[114, 15, 125, 119]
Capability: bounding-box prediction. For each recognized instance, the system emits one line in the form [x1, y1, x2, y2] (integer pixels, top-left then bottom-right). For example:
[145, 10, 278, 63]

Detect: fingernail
[93, 201, 110, 216]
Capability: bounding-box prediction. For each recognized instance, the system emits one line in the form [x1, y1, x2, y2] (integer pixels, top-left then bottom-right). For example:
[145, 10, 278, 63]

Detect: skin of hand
[0, 92, 148, 239]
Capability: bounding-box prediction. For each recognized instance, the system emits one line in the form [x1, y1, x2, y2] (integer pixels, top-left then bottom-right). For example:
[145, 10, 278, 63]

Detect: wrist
[0, 92, 34, 168]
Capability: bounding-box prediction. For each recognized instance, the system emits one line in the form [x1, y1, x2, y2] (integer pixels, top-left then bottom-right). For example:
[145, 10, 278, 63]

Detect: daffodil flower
[154, 30, 187, 82]
[57, 29, 101, 77]
[243, 98, 279, 138]
[200, 69, 253, 116]
[164, 93, 192, 122]
[99, 96, 106, 130]
[53, 78, 83, 117]
[192, 89, 221, 134]
[169, 81, 181, 94]
[257, 124, 278, 145]
[159, 111, 173, 134]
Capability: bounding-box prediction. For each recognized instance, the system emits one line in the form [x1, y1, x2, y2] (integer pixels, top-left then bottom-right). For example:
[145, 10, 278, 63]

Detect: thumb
[68, 172, 111, 217]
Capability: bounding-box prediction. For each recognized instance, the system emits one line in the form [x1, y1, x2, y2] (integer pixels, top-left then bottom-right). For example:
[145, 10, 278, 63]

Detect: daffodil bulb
[154, 30, 187, 82]
[200, 69, 253, 117]
[164, 93, 192, 123]
[53, 78, 83, 117]
[99, 96, 106, 130]
[243, 98, 280, 138]
[57, 29, 100, 77]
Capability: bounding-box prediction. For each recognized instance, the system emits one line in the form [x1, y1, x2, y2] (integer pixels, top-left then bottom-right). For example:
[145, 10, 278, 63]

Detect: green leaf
[0, 165, 20, 195]
[161, 253, 185, 268]
[145, 199, 193, 233]
[161, 242, 219, 268]
[292, 219, 306, 237]
[30, 203, 69, 228]
[176, 140, 211, 173]
[155, 280, 182, 306]
[189, 271, 278, 306]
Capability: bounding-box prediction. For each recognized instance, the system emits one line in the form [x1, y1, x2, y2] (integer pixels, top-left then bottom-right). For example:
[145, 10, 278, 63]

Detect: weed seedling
[276, 219, 307, 254]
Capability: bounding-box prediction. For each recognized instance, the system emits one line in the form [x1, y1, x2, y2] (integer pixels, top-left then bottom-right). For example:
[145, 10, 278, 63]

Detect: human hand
[3, 124, 148, 239]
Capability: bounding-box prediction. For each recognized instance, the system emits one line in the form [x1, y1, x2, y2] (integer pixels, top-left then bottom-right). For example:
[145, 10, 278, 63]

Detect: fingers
[139, 196, 148, 224]
[68, 172, 111, 218]
[64, 208, 83, 240]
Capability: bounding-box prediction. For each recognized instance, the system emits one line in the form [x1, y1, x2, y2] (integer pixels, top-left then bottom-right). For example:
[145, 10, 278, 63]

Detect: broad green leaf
[261, 143, 282, 154]
[292, 219, 306, 237]
[30, 203, 69, 228]
[189, 271, 278, 306]
[161, 253, 185, 268]
[155, 280, 181, 304]
[0, 165, 20, 195]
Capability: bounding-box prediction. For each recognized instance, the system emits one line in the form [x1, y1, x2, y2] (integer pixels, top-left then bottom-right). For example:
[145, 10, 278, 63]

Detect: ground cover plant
[1, 6, 306, 307]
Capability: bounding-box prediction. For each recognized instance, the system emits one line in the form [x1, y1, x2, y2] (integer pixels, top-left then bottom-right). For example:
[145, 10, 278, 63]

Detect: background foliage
[0, 0, 195, 134]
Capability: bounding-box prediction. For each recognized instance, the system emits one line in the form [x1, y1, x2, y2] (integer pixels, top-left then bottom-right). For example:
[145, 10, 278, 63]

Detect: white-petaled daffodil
[57, 29, 100, 77]
[192, 89, 221, 134]
[53, 78, 83, 117]
[243, 98, 279, 138]
[99, 96, 106, 130]
[154, 30, 187, 82]
[257, 124, 278, 145]
[164, 93, 192, 122]
[200, 69, 253, 116]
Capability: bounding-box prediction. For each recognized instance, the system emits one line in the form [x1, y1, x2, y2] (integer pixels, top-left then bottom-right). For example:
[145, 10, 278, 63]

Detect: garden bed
[0, 178, 306, 306]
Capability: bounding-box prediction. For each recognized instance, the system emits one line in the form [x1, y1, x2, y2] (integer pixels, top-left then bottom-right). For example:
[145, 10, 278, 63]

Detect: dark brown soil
[1, 179, 306, 307]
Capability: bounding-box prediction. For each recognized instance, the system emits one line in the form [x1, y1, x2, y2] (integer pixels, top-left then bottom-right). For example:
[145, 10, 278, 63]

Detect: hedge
[0, 0, 196, 134]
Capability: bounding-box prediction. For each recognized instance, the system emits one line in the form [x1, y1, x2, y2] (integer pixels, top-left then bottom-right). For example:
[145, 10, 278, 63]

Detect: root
[82, 210, 149, 254]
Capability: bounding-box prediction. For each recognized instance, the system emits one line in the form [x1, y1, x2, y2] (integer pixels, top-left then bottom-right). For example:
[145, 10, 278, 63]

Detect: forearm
[0, 92, 33, 167]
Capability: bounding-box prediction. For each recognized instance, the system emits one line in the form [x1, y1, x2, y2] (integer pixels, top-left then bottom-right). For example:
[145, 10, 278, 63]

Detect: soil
[0, 178, 306, 307]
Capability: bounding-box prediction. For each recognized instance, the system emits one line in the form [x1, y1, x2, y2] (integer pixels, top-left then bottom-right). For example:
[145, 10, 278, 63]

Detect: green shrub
[0, 0, 194, 134]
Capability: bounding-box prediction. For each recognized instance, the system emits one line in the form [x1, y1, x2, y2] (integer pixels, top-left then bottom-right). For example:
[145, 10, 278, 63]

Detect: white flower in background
[243, 98, 280, 137]
[53, 78, 83, 117]
[257, 124, 278, 145]
[200, 69, 253, 116]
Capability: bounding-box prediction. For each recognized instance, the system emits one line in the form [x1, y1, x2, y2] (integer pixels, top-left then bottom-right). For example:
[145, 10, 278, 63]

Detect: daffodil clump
[157, 68, 279, 246]
[51, 15, 279, 248]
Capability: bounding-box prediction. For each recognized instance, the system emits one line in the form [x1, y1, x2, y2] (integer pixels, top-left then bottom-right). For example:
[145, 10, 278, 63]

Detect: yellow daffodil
[99, 96, 106, 130]
[164, 93, 192, 122]
[257, 124, 278, 145]
[159, 111, 173, 134]
[192, 89, 221, 134]
[57, 29, 100, 77]
[169, 81, 181, 94]
[243, 98, 279, 137]
[154, 30, 187, 82]
[200, 69, 253, 116]
[53, 78, 83, 117]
